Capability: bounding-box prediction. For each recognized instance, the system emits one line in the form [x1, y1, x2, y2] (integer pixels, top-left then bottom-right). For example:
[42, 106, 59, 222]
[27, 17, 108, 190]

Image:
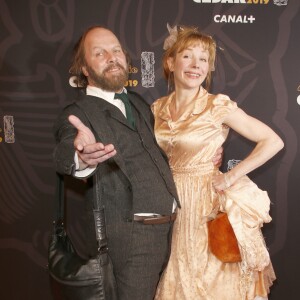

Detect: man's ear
[82, 66, 88, 76]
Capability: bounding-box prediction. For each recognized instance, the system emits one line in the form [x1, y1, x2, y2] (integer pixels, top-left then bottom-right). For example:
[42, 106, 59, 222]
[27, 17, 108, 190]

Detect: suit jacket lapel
[108, 109, 129, 128]
[128, 92, 155, 136]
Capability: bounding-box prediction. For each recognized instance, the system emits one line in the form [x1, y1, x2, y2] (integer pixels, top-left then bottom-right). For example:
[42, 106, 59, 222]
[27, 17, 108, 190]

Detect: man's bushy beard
[85, 62, 128, 92]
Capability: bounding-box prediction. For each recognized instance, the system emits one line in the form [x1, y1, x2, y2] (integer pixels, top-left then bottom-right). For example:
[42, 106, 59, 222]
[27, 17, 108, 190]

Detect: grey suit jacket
[53, 90, 179, 261]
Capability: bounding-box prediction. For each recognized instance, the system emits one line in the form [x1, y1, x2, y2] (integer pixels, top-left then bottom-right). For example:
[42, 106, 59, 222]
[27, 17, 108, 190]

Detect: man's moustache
[104, 63, 125, 73]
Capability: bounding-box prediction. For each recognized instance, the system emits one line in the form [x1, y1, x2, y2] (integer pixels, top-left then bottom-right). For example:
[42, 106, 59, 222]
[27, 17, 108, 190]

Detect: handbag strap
[92, 172, 109, 253]
[54, 171, 108, 253]
[54, 172, 65, 225]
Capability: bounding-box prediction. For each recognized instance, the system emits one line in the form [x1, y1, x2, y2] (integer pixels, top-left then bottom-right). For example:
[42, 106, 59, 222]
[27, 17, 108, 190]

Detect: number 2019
[125, 80, 138, 87]
[247, 0, 269, 4]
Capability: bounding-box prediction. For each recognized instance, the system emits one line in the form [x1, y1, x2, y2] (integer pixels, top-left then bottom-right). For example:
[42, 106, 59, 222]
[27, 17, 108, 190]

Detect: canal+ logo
[214, 14, 255, 23]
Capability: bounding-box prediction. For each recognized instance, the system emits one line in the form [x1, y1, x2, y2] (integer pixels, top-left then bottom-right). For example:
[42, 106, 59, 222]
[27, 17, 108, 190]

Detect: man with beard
[53, 26, 180, 300]
[53, 26, 220, 300]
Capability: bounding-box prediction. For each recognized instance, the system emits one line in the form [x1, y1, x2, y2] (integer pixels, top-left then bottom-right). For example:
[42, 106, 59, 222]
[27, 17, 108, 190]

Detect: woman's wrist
[223, 173, 231, 189]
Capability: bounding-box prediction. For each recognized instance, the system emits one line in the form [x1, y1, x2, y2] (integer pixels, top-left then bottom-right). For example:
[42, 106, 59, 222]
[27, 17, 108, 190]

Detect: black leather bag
[48, 173, 118, 300]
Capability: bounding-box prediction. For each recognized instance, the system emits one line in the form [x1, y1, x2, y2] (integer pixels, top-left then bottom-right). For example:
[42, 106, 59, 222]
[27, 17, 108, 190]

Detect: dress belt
[133, 213, 177, 225]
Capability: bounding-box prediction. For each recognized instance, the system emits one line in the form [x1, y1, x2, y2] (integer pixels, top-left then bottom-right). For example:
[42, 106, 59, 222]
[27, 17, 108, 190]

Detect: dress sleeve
[211, 94, 238, 125]
[151, 98, 161, 117]
[150, 102, 156, 115]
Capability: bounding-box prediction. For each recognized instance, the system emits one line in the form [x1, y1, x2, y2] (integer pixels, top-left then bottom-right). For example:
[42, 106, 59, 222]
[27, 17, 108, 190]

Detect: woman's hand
[212, 173, 231, 192]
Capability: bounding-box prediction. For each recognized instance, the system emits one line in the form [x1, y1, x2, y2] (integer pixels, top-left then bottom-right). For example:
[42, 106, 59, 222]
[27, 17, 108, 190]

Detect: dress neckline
[158, 87, 209, 123]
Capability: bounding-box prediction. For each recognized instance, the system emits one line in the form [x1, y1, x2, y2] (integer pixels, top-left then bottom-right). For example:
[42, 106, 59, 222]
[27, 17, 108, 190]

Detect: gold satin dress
[152, 89, 276, 300]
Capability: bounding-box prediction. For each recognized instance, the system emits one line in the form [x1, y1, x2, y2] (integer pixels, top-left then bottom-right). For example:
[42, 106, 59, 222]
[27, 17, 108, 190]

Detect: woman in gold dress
[152, 25, 284, 300]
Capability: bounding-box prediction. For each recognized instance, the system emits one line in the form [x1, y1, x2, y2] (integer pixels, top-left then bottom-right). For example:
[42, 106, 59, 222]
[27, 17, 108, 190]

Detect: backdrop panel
[0, 0, 299, 299]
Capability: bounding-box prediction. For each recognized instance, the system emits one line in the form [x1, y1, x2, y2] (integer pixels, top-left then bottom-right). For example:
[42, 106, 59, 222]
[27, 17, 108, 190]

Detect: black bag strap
[92, 172, 109, 253]
[54, 172, 108, 253]
[54, 172, 64, 225]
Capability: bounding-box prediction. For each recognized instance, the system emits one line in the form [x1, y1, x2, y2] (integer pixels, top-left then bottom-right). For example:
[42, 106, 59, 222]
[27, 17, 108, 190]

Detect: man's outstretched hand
[69, 115, 117, 169]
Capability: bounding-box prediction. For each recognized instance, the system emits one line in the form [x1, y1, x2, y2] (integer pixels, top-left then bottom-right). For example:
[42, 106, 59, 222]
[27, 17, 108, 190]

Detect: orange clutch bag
[207, 212, 242, 263]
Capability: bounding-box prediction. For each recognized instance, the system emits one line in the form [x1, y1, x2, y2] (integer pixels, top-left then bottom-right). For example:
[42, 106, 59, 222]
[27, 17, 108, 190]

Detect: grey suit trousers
[113, 221, 172, 300]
